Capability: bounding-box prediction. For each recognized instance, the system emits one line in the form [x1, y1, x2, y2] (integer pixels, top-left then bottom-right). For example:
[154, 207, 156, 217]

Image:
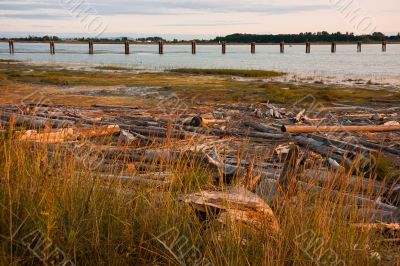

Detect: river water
[1, 42, 399, 87]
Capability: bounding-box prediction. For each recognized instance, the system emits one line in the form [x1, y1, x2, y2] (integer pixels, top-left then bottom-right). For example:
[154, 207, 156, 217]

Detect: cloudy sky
[0, 0, 398, 39]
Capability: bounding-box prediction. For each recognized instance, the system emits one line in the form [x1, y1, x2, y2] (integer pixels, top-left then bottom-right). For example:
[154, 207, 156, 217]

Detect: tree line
[214, 32, 400, 43]
[2, 32, 400, 43]
[0, 36, 166, 43]
[0, 35, 61, 41]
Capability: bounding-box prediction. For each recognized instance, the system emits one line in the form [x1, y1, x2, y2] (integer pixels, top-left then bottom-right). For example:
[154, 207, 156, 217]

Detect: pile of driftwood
[1, 102, 399, 235]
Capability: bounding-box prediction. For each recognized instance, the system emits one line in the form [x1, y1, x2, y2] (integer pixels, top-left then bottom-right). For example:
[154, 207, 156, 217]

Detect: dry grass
[0, 131, 398, 265]
[0, 61, 399, 264]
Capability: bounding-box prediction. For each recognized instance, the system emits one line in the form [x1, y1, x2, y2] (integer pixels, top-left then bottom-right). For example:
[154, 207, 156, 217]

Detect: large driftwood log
[351, 223, 400, 231]
[181, 125, 287, 140]
[96, 122, 189, 139]
[201, 150, 398, 212]
[294, 136, 348, 164]
[257, 173, 397, 211]
[341, 207, 398, 223]
[20, 128, 74, 143]
[307, 134, 375, 155]
[1, 113, 75, 129]
[184, 115, 228, 127]
[243, 121, 280, 133]
[180, 187, 280, 234]
[302, 169, 387, 196]
[98, 173, 170, 188]
[18, 125, 121, 143]
[358, 139, 400, 156]
[282, 124, 400, 133]
[3, 114, 50, 129]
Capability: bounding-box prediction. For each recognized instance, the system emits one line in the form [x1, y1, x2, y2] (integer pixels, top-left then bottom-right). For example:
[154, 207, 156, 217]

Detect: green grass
[2, 61, 400, 107]
[94, 65, 134, 71]
[170, 68, 285, 78]
[0, 59, 20, 63]
[258, 83, 400, 105]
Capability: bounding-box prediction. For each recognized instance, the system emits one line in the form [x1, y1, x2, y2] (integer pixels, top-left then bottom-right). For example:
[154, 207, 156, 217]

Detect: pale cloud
[0, 0, 398, 38]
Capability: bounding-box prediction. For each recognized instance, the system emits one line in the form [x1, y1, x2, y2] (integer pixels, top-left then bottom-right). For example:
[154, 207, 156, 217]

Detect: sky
[0, 0, 399, 39]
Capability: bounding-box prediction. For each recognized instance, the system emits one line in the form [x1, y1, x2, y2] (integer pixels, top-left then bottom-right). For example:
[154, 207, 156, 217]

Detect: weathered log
[96, 122, 189, 139]
[294, 136, 348, 164]
[307, 134, 375, 155]
[224, 158, 283, 170]
[282, 124, 400, 133]
[19, 128, 74, 143]
[302, 169, 387, 196]
[351, 223, 400, 231]
[243, 121, 281, 133]
[180, 187, 280, 234]
[204, 152, 277, 185]
[18, 125, 121, 143]
[297, 181, 397, 211]
[181, 124, 287, 140]
[244, 131, 287, 141]
[203, 150, 396, 211]
[34, 112, 99, 124]
[358, 139, 400, 156]
[74, 125, 121, 139]
[184, 115, 228, 127]
[257, 174, 396, 211]
[98, 173, 170, 188]
[1, 113, 75, 129]
[1, 113, 50, 129]
[342, 208, 398, 223]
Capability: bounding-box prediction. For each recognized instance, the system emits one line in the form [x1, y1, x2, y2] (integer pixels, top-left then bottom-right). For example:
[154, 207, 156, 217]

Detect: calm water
[1, 42, 400, 83]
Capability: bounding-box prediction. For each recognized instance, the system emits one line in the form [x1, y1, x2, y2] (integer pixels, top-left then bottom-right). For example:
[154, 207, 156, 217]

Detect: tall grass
[0, 132, 397, 265]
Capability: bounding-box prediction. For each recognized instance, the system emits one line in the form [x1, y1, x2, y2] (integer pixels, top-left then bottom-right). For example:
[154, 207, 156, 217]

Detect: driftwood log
[18, 125, 121, 143]
[180, 187, 280, 234]
[282, 124, 400, 133]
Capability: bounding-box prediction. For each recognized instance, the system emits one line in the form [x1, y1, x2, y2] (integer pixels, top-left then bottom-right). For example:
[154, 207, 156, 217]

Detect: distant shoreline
[1, 40, 400, 45]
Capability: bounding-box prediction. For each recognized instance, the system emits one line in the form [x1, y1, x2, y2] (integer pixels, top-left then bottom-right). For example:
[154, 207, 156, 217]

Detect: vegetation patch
[94, 65, 134, 71]
[170, 68, 285, 78]
[0, 59, 20, 63]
